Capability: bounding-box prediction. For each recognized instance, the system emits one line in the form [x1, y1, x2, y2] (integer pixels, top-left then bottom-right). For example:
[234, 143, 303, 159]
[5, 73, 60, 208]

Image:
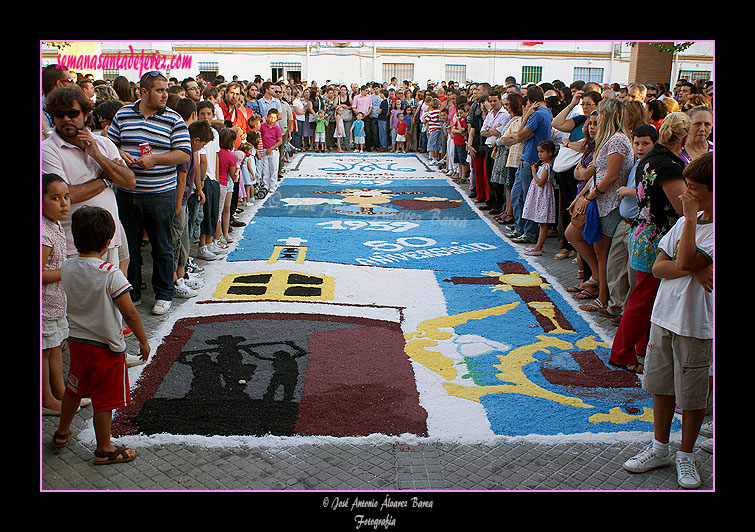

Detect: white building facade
[44, 41, 714, 88]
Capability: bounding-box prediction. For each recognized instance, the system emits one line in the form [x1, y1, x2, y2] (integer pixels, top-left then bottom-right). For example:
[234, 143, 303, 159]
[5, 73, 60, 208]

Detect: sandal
[609, 361, 644, 374]
[572, 288, 599, 300]
[567, 279, 598, 294]
[52, 430, 73, 449]
[579, 299, 605, 312]
[94, 446, 138, 465]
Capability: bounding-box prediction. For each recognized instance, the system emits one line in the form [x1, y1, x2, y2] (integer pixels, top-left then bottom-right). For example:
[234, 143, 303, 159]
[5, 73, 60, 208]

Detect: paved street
[41, 152, 713, 495]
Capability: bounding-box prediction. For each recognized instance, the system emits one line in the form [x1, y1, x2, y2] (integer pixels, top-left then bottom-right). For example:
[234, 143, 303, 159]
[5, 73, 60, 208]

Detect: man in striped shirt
[107, 70, 192, 315]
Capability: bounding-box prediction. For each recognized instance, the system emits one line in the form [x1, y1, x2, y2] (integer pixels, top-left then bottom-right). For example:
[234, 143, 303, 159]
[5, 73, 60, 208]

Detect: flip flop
[566, 280, 597, 293]
[579, 299, 605, 312]
[52, 430, 73, 449]
[94, 446, 138, 465]
[572, 288, 599, 300]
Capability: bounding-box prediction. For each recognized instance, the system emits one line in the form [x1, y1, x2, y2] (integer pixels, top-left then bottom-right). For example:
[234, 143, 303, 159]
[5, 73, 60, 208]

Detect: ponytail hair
[657, 112, 690, 145]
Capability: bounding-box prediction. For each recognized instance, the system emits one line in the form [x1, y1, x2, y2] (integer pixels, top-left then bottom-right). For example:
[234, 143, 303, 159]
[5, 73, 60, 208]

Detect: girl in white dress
[522, 140, 556, 256]
[334, 107, 347, 152]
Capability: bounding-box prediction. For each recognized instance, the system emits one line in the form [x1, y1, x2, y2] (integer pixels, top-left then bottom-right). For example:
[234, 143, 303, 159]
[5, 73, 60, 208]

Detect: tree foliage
[629, 42, 695, 54]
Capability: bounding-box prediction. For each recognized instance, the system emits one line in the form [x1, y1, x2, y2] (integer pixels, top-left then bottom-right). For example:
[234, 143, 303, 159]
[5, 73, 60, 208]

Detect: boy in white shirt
[622, 152, 713, 489]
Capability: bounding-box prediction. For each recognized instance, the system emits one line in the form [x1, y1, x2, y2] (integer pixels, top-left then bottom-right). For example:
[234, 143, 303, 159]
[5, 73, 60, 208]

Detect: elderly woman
[565, 98, 634, 313]
[609, 112, 691, 373]
[680, 106, 713, 165]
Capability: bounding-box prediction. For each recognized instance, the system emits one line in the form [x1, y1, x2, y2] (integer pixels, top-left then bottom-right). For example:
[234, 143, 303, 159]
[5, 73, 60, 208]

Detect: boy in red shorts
[52, 206, 150, 465]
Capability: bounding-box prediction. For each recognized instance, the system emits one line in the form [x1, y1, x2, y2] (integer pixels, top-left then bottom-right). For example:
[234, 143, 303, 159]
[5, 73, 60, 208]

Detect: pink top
[260, 122, 282, 149]
[42, 217, 67, 320]
[217, 148, 237, 186]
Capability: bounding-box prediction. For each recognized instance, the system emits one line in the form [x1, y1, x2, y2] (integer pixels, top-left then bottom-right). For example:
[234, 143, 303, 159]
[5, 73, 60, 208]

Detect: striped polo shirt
[424, 108, 442, 132]
[107, 100, 192, 194]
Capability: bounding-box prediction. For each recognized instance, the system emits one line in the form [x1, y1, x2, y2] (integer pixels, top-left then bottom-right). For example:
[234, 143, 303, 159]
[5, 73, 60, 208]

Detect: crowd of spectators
[41, 64, 714, 481]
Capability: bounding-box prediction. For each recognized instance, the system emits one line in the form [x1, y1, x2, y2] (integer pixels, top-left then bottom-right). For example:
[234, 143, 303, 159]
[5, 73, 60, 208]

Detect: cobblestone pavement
[41, 152, 713, 494]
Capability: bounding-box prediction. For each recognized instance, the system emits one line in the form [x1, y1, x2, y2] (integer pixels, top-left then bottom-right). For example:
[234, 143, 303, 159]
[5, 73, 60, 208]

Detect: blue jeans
[511, 160, 538, 239]
[117, 189, 176, 303]
[292, 121, 303, 149]
[378, 119, 390, 149]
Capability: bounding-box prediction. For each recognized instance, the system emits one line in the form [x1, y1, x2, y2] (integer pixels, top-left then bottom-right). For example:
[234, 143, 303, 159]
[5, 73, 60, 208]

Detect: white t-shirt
[198, 127, 220, 181]
[293, 98, 306, 121]
[61, 256, 132, 353]
[651, 214, 714, 339]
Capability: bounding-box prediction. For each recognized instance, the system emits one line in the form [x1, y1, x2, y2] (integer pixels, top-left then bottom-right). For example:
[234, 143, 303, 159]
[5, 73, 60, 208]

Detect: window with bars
[271, 62, 302, 84]
[198, 62, 219, 83]
[445, 64, 466, 84]
[103, 69, 119, 81]
[678, 70, 711, 83]
[383, 63, 414, 84]
[521, 66, 542, 85]
[573, 67, 604, 84]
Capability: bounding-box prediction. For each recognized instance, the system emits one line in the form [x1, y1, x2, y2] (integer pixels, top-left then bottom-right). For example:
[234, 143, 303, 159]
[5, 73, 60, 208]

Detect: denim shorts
[428, 130, 442, 151]
[600, 207, 622, 237]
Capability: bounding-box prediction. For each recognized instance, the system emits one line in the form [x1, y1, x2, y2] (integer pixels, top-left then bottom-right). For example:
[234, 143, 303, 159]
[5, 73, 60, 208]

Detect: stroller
[242, 152, 268, 200]
[253, 171, 268, 200]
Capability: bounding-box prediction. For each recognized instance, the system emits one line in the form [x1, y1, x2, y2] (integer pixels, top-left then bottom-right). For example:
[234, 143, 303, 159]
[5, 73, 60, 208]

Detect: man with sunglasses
[42, 65, 76, 139]
[106, 70, 192, 315]
[258, 81, 282, 119]
[42, 86, 136, 274]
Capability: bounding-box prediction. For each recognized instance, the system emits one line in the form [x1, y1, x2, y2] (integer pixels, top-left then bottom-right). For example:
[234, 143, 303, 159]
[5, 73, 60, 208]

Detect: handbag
[553, 145, 582, 173]
[339, 97, 353, 121]
[569, 176, 594, 229]
[571, 210, 587, 228]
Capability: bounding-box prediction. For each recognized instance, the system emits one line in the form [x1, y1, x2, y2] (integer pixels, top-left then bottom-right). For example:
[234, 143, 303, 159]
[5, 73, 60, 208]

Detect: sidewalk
[41, 152, 713, 492]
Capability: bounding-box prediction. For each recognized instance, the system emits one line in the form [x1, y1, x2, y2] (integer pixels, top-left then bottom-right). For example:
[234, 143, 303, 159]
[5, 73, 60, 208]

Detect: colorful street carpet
[113, 154, 674, 444]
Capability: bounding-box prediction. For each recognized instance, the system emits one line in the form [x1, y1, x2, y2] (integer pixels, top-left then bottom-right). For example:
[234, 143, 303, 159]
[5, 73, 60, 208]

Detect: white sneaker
[151, 299, 172, 315]
[174, 282, 198, 299]
[126, 354, 146, 367]
[622, 444, 673, 473]
[209, 242, 229, 255]
[183, 275, 204, 290]
[699, 420, 713, 438]
[198, 245, 220, 261]
[700, 438, 713, 453]
[675, 454, 701, 489]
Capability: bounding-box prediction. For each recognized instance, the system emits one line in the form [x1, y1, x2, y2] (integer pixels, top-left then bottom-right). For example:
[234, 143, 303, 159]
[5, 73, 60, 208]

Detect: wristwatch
[100, 175, 112, 187]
